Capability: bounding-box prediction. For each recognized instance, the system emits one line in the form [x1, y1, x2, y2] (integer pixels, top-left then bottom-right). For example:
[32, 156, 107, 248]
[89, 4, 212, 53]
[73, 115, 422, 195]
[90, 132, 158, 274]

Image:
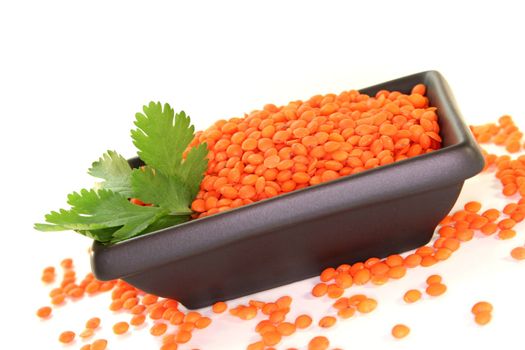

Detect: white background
[1, 1, 524, 349]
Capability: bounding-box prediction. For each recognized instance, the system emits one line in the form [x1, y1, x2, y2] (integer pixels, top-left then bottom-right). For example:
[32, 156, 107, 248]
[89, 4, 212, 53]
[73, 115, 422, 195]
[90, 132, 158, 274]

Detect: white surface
[1, 1, 524, 349]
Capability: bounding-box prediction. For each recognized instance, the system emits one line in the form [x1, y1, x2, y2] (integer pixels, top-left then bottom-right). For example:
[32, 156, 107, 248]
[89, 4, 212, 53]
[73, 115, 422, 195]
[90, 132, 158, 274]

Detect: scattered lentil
[391, 324, 410, 339]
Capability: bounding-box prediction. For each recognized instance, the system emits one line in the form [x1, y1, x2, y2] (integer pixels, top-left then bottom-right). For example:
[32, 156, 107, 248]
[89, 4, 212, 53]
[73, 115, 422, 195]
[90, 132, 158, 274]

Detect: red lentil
[86, 317, 101, 329]
[332, 297, 349, 310]
[175, 330, 192, 343]
[357, 298, 377, 313]
[269, 310, 286, 323]
[295, 314, 313, 329]
[276, 322, 296, 336]
[247, 342, 265, 350]
[388, 266, 407, 279]
[175, 321, 192, 332]
[320, 267, 336, 282]
[308, 336, 330, 350]
[403, 289, 422, 303]
[338, 306, 356, 319]
[348, 294, 367, 306]
[326, 284, 344, 298]
[212, 301, 227, 313]
[404, 254, 422, 267]
[318, 316, 336, 328]
[58, 330, 75, 343]
[474, 311, 492, 325]
[391, 324, 410, 339]
[498, 229, 516, 239]
[41, 271, 55, 283]
[90, 339, 108, 350]
[465, 201, 482, 213]
[61, 258, 73, 269]
[426, 274, 442, 285]
[426, 283, 447, 297]
[51, 294, 65, 305]
[195, 316, 212, 329]
[79, 329, 94, 339]
[353, 269, 371, 285]
[142, 294, 158, 305]
[113, 321, 129, 335]
[276, 295, 292, 309]
[262, 331, 282, 346]
[130, 314, 146, 326]
[311, 283, 328, 297]
[161, 343, 178, 350]
[511, 246, 525, 260]
[36, 306, 52, 318]
[471, 301, 493, 314]
[150, 322, 168, 336]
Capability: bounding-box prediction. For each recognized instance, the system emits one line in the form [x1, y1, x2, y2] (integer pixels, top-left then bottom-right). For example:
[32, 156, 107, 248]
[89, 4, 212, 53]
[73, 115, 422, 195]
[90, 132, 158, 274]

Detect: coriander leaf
[78, 227, 117, 243]
[101, 214, 189, 243]
[34, 223, 70, 231]
[141, 215, 189, 235]
[176, 142, 208, 198]
[35, 222, 116, 243]
[36, 102, 209, 244]
[109, 211, 166, 243]
[88, 150, 133, 197]
[131, 167, 192, 215]
[131, 102, 195, 177]
[35, 189, 167, 240]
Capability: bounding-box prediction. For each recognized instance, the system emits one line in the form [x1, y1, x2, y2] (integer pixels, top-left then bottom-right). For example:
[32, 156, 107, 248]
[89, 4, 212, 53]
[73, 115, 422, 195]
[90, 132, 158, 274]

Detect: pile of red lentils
[36, 85, 525, 350]
[188, 84, 441, 217]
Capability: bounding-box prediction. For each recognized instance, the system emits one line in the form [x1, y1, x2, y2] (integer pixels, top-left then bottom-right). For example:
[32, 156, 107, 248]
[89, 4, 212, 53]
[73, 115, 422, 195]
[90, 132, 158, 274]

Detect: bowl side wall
[124, 182, 462, 308]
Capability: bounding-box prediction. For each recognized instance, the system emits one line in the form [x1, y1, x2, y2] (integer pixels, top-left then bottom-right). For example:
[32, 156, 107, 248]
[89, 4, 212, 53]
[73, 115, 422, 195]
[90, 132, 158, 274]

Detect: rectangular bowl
[91, 70, 484, 309]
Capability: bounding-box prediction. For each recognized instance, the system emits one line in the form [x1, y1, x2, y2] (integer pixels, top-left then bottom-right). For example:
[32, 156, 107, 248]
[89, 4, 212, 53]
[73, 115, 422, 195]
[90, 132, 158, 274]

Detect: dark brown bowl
[91, 71, 484, 309]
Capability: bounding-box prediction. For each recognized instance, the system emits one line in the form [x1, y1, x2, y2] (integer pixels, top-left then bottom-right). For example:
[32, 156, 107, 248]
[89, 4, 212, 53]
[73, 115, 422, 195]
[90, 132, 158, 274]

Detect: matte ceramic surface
[91, 71, 484, 309]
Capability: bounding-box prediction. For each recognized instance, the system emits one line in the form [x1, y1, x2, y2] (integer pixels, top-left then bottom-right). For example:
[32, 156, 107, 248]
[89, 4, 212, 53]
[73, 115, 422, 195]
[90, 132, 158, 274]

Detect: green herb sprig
[35, 102, 208, 244]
